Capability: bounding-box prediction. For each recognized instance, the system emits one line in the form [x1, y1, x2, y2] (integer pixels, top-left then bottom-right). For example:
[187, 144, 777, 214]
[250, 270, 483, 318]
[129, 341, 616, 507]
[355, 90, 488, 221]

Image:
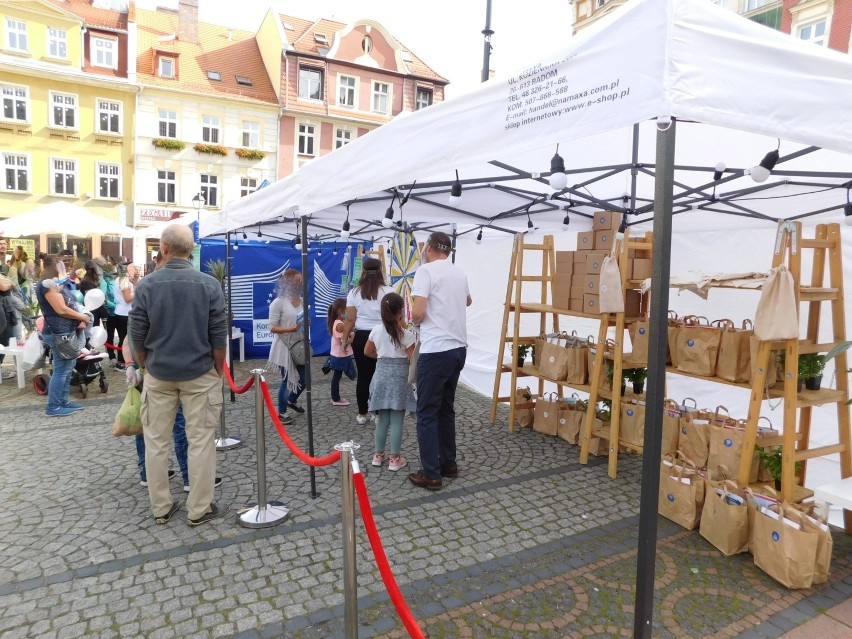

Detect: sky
[134, 0, 576, 97]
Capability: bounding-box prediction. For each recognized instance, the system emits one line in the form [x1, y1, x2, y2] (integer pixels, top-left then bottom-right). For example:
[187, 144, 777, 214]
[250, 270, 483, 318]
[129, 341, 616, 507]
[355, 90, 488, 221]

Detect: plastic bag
[112, 386, 142, 436]
[22, 331, 43, 370]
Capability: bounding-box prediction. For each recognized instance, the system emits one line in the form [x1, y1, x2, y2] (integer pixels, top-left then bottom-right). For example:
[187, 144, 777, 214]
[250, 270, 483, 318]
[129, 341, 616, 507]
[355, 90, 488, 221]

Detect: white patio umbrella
[0, 202, 132, 237]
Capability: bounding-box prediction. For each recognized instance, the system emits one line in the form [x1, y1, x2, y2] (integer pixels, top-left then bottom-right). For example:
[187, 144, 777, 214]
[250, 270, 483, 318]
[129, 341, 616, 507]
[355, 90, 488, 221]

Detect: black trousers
[352, 329, 377, 415]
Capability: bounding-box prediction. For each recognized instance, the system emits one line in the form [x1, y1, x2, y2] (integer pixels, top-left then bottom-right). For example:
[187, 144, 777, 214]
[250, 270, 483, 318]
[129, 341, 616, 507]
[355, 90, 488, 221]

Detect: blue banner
[199, 239, 366, 360]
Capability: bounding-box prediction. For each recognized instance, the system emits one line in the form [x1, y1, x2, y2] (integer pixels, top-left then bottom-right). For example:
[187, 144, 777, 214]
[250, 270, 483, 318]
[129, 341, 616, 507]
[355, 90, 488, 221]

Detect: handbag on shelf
[537, 334, 570, 381]
[628, 318, 650, 365]
[533, 392, 560, 437]
[678, 399, 711, 468]
[619, 399, 645, 447]
[557, 396, 585, 444]
[752, 502, 818, 589]
[716, 319, 752, 383]
[658, 454, 706, 530]
[700, 479, 749, 556]
[661, 399, 681, 457]
[676, 315, 721, 377]
[564, 335, 589, 385]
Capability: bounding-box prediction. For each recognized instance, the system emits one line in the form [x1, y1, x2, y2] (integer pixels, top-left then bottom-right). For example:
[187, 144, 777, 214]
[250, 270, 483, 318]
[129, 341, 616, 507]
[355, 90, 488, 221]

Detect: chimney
[177, 0, 199, 44]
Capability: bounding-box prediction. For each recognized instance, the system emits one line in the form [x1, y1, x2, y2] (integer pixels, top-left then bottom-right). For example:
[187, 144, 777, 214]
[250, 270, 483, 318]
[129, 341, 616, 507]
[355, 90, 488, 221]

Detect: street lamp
[192, 192, 206, 219]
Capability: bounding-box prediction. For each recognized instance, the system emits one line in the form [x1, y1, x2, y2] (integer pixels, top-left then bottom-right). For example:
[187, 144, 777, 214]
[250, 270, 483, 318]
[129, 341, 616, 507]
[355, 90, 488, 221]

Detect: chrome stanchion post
[237, 369, 289, 528]
[335, 441, 361, 639]
[216, 376, 242, 450]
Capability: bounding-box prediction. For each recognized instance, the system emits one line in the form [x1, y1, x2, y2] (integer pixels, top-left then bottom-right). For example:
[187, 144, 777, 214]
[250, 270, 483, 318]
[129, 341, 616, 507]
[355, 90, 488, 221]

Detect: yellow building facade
[0, 0, 137, 258]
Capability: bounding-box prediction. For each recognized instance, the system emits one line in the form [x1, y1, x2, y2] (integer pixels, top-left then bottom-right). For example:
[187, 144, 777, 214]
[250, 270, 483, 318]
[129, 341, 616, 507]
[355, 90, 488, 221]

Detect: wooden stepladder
[738, 222, 852, 531]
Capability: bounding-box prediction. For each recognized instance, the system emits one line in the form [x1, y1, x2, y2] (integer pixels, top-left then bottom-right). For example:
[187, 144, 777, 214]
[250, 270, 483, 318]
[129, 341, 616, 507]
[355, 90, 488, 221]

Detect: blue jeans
[41, 332, 75, 411]
[415, 347, 466, 480]
[278, 364, 306, 412]
[135, 403, 189, 484]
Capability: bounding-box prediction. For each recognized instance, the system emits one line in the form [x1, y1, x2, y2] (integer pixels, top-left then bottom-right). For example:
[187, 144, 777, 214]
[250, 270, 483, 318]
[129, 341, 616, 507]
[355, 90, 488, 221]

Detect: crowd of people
[2, 226, 471, 528]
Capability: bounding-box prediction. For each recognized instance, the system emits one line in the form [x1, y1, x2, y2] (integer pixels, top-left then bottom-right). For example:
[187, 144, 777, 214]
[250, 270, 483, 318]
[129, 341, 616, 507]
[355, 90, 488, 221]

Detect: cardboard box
[584, 252, 607, 275]
[555, 259, 573, 277]
[570, 297, 585, 313]
[554, 272, 572, 291]
[570, 285, 586, 300]
[582, 273, 600, 294]
[577, 231, 595, 250]
[593, 211, 623, 231]
[555, 250, 574, 263]
[583, 293, 600, 313]
[625, 289, 642, 316]
[632, 258, 652, 280]
[553, 294, 571, 310]
[594, 229, 615, 251]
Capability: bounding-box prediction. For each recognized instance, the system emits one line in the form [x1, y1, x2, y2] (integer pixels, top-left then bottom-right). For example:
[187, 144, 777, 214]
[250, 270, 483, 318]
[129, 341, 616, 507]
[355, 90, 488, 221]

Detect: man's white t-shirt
[411, 258, 469, 354]
[368, 324, 416, 359]
[346, 285, 394, 331]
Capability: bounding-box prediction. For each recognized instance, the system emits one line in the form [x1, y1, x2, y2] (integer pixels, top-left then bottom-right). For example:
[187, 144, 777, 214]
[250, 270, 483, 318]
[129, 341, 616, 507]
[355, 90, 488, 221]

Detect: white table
[229, 328, 245, 363]
[813, 477, 852, 512]
[0, 339, 26, 389]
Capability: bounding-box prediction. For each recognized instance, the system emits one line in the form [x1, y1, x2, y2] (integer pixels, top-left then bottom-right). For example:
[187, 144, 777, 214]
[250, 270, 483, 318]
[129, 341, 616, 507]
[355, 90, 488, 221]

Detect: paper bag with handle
[677, 398, 710, 468]
[752, 502, 818, 589]
[658, 454, 706, 530]
[676, 315, 722, 377]
[514, 386, 535, 429]
[667, 311, 682, 367]
[564, 334, 589, 385]
[533, 392, 560, 437]
[661, 399, 681, 457]
[619, 399, 645, 447]
[699, 478, 749, 556]
[537, 334, 570, 381]
[715, 319, 752, 383]
[628, 319, 650, 365]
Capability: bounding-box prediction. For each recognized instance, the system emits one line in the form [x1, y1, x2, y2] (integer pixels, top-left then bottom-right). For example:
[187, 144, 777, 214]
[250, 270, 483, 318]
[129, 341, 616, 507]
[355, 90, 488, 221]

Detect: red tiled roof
[280, 13, 447, 83]
[135, 7, 278, 106]
[48, 0, 127, 31]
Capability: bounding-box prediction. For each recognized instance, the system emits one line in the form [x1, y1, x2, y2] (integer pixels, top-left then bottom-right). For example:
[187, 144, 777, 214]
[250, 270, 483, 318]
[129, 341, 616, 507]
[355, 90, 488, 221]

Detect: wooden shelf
[748, 482, 813, 503]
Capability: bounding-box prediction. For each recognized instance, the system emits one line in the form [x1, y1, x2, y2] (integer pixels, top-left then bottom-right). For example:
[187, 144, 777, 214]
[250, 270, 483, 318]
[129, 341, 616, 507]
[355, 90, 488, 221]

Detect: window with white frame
[159, 56, 175, 78]
[200, 174, 218, 207]
[299, 67, 323, 100]
[51, 158, 77, 196]
[97, 162, 120, 199]
[97, 98, 121, 134]
[5, 18, 27, 52]
[335, 128, 352, 149]
[1, 84, 28, 122]
[157, 170, 176, 204]
[202, 114, 220, 144]
[2, 152, 28, 192]
[158, 108, 177, 138]
[47, 28, 67, 59]
[372, 81, 389, 114]
[50, 92, 78, 129]
[338, 75, 356, 107]
[798, 20, 827, 46]
[240, 177, 257, 197]
[298, 123, 316, 156]
[241, 120, 259, 148]
[415, 88, 433, 110]
[92, 36, 117, 69]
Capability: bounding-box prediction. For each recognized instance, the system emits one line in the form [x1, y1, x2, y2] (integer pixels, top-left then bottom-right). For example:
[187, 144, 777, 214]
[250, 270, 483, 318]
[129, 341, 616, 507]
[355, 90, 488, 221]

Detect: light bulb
[750, 165, 770, 183]
[233, 243, 239, 251]
[549, 171, 568, 191]
[562, 214, 570, 230]
[476, 228, 483, 244]
[448, 194, 462, 207]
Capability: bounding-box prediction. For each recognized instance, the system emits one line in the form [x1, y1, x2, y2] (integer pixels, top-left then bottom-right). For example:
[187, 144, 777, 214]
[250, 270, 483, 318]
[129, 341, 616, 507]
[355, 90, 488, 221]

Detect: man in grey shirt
[130, 224, 229, 526]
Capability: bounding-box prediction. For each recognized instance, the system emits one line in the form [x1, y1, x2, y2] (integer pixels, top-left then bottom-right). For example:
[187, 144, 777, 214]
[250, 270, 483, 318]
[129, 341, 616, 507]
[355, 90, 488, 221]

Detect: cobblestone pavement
[0, 358, 850, 639]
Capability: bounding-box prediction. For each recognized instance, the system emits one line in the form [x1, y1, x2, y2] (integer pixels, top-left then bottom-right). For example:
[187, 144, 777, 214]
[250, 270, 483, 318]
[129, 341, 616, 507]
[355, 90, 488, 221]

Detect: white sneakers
[356, 413, 376, 425]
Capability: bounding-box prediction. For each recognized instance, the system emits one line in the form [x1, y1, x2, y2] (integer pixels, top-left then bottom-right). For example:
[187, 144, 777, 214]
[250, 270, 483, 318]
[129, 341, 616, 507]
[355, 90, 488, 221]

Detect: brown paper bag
[745, 488, 779, 552]
[564, 337, 588, 385]
[514, 387, 535, 429]
[678, 405, 710, 468]
[619, 400, 645, 447]
[716, 319, 752, 383]
[795, 504, 833, 585]
[659, 456, 706, 530]
[676, 316, 722, 377]
[667, 311, 682, 367]
[628, 319, 650, 365]
[752, 503, 818, 589]
[538, 336, 570, 380]
[661, 399, 681, 456]
[557, 400, 584, 444]
[598, 251, 624, 313]
[533, 393, 559, 436]
[700, 479, 749, 556]
[754, 264, 799, 341]
[709, 419, 760, 484]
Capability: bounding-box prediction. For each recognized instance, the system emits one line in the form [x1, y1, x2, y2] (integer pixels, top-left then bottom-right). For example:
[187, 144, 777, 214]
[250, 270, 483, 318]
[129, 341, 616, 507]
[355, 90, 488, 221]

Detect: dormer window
[207, 70, 221, 81]
[92, 36, 117, 69]
[235, 75, 252, 86]
[362, 36, 373, 53]
[314, 33, 329, 46]
[159, 56, 175, 78]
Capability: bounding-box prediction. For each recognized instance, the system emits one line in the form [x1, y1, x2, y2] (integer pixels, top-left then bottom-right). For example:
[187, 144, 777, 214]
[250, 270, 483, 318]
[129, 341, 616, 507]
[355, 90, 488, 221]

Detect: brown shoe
[409, 470, 442, 490]
[441, 465, 459, 478]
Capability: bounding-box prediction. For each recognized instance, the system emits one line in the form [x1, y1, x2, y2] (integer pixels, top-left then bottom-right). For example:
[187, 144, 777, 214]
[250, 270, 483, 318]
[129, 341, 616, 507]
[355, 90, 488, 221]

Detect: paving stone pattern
[0, 358, 849, 638]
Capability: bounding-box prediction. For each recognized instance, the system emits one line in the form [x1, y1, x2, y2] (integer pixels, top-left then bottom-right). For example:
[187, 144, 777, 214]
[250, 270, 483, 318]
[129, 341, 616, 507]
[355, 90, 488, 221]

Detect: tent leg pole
[633, 118, 676, 639]
[300, 215, 319, 499]
[226, 231, 235, 403]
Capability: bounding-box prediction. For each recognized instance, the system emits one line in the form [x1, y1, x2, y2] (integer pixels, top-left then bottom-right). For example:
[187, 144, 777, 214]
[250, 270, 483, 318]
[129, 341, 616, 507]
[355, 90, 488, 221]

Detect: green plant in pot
[624, 367, 647, 395]
[757, 445, 803, 490]
[513, 343, 531, 367]
[798, 353, 825, 391]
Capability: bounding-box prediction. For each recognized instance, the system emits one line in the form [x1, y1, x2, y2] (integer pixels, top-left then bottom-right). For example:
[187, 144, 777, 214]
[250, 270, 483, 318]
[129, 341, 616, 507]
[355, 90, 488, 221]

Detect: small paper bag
[716, 319, 752, 383]
[514, 387, 535, 429]
[659, 455, 706, 530]
[754, 265, 799, 341]
[676, 316, 721, 377]
[533, 393, 560, 437]
[661, 399, 681, 457]
[678, 404, 711, 468]
[628, 319, 650, 365]
[619, 400, 645, 447]
[538, 336, 570, 381]
[700, 479, 749, 556]
[752, 503, 818, 589]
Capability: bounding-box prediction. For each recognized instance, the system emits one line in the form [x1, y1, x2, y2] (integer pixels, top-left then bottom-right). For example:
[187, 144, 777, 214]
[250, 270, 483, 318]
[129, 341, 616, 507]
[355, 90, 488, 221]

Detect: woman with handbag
[36, 253, 90, 417]
[267, 269, 306, 425]
[342, 258, 394, 425]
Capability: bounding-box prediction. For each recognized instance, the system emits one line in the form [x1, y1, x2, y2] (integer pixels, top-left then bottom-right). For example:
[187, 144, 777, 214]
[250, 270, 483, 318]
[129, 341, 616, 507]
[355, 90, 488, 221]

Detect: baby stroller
[32, 324, 110, 399]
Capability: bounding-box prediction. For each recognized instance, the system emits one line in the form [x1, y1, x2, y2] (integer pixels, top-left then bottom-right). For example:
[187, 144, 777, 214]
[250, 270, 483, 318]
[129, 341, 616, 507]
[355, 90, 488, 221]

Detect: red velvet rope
[353, 470, 426, 639]
[104, 342, 121, 351]
[222, 361, 255, 394]
[259, 380, 341, 467]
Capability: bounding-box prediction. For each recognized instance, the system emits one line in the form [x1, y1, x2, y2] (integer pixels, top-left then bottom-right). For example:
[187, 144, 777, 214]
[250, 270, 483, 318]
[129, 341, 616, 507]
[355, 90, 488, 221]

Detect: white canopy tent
[200, 0, 852, 630]
[0, 202, 133, 238]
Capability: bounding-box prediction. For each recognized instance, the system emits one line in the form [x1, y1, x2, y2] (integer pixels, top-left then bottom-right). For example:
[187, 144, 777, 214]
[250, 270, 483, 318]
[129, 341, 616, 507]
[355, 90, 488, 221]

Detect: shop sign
[139, 208, 180, 222]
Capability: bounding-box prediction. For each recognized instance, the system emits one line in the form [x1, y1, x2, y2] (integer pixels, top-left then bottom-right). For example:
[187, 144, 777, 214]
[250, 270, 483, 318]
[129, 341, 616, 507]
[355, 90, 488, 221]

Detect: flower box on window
[152, 138, 186, 151]
[235, 148, 266, 161]
[193, 143, 228, 156]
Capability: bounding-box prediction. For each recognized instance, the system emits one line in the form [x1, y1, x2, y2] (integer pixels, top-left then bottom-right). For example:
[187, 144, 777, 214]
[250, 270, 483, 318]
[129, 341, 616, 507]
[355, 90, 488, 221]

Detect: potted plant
[757, 445, 803, 490]
[624, 367, 647, 395]
[798, 353, 825, 391]
[514, 343, 531, 368]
